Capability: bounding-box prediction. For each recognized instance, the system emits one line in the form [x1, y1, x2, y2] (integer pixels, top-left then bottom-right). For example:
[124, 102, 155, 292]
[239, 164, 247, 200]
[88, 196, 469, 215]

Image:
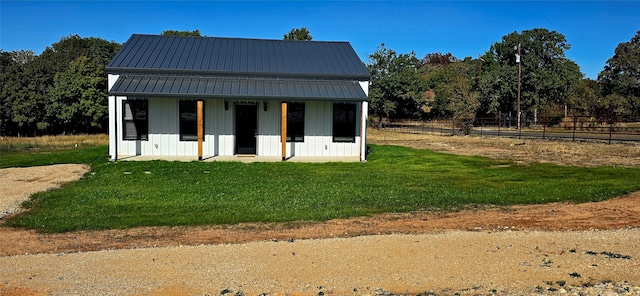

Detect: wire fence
[378, 115, 640, 144]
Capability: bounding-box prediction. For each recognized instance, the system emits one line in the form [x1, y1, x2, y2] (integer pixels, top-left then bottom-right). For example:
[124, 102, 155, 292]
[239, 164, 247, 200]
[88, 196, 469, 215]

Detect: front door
[235, 104, 257, 154]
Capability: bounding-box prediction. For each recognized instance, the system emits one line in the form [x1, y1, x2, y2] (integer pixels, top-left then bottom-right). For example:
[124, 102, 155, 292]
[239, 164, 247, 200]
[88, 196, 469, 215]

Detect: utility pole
[477, 55, 484, 89]
[515, 43, 521, 129]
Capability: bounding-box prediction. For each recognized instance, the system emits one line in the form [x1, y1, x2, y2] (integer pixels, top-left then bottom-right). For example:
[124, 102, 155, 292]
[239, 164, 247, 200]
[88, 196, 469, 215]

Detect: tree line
[1, 35, 121, 136]
[367, 28, 640, 131]
[1, 28, 638, 136]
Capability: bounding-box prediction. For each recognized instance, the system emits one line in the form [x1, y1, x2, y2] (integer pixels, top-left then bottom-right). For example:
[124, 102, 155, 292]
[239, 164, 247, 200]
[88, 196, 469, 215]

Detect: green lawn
[0, 145, 107, 168]
[4, 144, 640, 233]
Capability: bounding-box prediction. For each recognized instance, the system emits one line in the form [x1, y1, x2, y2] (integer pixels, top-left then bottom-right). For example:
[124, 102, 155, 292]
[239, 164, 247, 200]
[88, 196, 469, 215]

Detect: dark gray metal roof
[110, 75, 368, 101]
[106, 34, 370, 80]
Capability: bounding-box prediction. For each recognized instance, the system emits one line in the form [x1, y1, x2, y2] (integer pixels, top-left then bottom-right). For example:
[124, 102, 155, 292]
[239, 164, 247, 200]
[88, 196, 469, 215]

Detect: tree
[2, 50, 50, 135]
[48, 56, 108, 133]
[480, 28, 583, 119]
[0, 50, 38, 135]
[567, 78, 599, 117]
[598, 30, 640, 115]
[599, 93, 632, 117]
[161, 30, 202, 36]
[420, 52, 458, 66]
[421, 58, 480, 131]
[38, 36, 120, 134]
[283, 27, 312, 41]
[0, 35, 121, 136]
[367, 44, 426, 125]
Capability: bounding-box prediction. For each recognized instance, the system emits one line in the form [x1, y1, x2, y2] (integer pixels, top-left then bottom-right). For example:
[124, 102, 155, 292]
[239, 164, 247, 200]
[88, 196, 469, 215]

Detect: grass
[0, 145, 108, 168]
[4, 143, 640, 233]
[1, 134, 108, 153]
[1, 134, 108, 168]
[367, 128, 640, 168]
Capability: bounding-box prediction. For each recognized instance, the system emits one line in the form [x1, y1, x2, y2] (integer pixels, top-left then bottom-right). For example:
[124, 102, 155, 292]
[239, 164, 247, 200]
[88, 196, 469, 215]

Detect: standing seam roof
[106, 34, 370, 80]
[109, 75, 368, 101]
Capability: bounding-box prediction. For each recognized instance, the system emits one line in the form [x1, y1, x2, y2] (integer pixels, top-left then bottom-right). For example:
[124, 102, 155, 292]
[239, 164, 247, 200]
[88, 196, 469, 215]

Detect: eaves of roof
[109, 75, 368, 101]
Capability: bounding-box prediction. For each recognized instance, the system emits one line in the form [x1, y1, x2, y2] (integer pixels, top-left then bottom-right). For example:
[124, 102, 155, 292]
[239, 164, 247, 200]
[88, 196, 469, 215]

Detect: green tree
[0, 50, 39, 135]
[367, 44, 426, 125]
[39, 35, 120, 134]
[567, 78, 600, 117]
[0, 35, 120, 136]
[48, 56, 108, 133]
[2, 50, 51, 135]
[599, 93, 632, 117]
[598, 30, 640, 115]
[421, 57, 480, 131]
[283, 27, 312, 41]
[161, 30, 202, 36]
[480, 28, 583, 119]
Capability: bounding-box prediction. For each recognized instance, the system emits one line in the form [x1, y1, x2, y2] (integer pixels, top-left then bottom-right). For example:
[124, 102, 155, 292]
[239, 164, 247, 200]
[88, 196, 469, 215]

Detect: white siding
[359, 81, 369, 96]
[108, 74, 119, 160]
[110, 97, 365, 158]
[278, 101, 363, 158]
[257, 101, 281, 156]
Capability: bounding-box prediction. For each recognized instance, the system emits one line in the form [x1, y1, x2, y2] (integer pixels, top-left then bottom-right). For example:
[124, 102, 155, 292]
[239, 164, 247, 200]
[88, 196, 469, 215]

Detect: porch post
[281, 102, 287, 161]
[360, 101, 368, 162]
[108, 74, 119, 161]
[109, 95, 118, 161]
[197, 100, 204, 161]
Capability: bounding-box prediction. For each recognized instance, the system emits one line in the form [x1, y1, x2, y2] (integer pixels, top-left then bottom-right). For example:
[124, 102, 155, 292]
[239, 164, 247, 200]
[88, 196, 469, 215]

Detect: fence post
[542, 117, 546, 139]
[480, 118, 483, 138]
[609, 121, 613, 144]
[451, 119, 455, 136]
[498, 115, 501, 137]
[572, 117, 577, 142]
[518, 116, 522, 139]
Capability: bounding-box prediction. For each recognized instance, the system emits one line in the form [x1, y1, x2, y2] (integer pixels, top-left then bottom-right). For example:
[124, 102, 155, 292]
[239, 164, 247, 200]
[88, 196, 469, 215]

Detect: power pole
[515, 43, 521, 129]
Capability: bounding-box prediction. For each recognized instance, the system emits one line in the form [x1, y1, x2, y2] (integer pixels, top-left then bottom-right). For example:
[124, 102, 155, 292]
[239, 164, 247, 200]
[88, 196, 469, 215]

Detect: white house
[106, 34, 370, 161]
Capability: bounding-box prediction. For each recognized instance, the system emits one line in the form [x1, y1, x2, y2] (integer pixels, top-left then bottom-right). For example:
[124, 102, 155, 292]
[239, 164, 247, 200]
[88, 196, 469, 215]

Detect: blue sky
[1, 1, 638, 79]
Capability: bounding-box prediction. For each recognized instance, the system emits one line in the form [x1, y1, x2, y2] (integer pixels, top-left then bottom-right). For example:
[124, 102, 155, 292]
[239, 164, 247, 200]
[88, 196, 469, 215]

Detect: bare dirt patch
[1, 133, 639, 295]
[0, 164, 90, 218]
[0, 191, 639, 257]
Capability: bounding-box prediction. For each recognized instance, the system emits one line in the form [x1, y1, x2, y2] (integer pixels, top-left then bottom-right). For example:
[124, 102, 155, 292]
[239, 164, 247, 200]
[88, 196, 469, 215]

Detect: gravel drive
[1, 229, 640, 295]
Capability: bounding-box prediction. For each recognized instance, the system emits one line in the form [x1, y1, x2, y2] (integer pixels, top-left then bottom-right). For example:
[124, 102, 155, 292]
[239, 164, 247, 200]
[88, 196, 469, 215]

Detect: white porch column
[108, 74, 119, 161]
[360, 100, 368, 162]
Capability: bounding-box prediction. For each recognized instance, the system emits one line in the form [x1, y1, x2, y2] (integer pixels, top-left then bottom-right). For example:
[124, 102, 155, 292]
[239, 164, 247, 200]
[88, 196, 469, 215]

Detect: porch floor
[116, 155, 362, 163]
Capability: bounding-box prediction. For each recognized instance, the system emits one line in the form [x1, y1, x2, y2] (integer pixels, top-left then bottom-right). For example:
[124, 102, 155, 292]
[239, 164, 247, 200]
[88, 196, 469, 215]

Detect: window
[180, 100, 203, 141]
[286, 102, 305, 142]
[332, 103, 357, 143]
[122, 100, 148, 141]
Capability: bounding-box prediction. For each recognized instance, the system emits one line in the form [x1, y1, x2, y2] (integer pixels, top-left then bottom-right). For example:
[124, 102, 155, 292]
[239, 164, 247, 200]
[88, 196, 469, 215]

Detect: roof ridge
[130, 33, 351, 44]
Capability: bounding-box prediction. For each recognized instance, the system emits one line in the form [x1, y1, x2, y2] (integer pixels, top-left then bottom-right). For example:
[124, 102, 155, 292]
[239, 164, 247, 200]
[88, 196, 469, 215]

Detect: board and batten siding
[261, 101, 364, 158]
[108, 98, 366, 160]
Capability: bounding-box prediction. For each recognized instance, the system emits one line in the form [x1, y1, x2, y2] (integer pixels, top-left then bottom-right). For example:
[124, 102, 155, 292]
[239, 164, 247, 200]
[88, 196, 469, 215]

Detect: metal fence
[379, 116, 640, 144]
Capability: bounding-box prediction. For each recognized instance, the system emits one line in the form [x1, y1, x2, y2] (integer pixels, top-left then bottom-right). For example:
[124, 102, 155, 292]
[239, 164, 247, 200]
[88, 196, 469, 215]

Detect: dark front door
[235, 104, 257, 154]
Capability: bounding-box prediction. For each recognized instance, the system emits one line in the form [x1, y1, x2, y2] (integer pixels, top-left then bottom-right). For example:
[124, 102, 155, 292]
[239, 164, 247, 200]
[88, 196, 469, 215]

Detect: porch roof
[109, 75, 368, 101]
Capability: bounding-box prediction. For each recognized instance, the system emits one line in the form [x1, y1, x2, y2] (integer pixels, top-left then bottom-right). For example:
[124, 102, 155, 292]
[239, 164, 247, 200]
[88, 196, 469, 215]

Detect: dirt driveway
[1, 133, 639, 295]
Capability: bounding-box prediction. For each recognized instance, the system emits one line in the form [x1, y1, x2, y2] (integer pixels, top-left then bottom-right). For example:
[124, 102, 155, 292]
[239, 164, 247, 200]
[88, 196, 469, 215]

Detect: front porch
[117, 155, 361, 163]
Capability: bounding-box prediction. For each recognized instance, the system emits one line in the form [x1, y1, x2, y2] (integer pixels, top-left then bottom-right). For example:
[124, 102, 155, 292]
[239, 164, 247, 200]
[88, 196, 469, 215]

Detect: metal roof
[110, 75, 368, 101]
[106, 34, 370, 80]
